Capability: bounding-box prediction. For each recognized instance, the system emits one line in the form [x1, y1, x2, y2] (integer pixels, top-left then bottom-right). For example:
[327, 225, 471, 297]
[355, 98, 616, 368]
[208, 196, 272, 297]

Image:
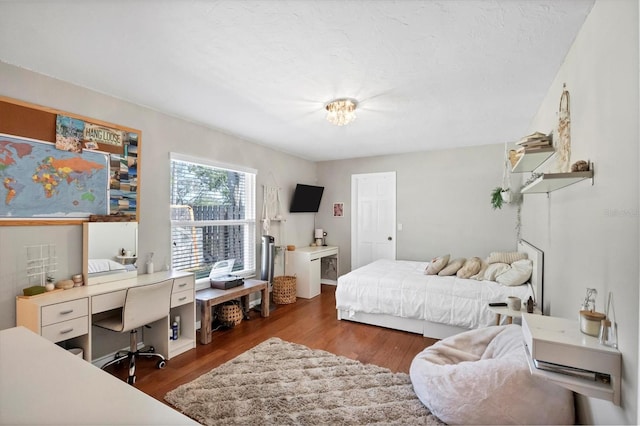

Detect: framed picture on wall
[333, 202, 344, 217]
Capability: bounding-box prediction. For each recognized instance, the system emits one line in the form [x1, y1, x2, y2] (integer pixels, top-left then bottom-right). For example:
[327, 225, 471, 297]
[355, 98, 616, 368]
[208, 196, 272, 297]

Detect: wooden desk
[0, 326, 197, 425]
[196, 279, 269, 344]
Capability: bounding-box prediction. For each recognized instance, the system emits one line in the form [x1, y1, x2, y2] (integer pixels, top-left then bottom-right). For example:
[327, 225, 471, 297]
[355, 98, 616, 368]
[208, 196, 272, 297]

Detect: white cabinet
[168, 274, 196, 358]
[17, 296, 90, 359]
[285, 246, 338, 299]
[16, 270, 195, 362]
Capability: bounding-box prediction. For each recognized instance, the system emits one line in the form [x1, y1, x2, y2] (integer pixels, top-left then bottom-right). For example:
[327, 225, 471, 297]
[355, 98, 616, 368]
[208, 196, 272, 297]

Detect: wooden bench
[195, 279, 269, 345]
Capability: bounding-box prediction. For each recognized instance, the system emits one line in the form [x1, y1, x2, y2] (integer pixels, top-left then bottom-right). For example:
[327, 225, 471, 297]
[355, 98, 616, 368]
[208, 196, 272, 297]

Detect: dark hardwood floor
[105, 284, 438, 403]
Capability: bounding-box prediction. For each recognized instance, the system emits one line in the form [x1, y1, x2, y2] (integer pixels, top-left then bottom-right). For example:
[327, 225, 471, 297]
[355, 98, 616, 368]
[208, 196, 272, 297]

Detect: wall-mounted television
[289, 184, 324, 213]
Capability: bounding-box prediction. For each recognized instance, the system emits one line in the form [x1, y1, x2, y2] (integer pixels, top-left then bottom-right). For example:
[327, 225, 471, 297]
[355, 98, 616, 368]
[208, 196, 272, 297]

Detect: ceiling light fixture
[325, 98, 357, 126]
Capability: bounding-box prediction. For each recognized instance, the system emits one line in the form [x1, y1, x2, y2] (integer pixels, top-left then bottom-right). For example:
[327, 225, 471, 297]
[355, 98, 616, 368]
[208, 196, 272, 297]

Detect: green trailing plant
[492, 142, 513, 210]
[490, 187, 506, 210]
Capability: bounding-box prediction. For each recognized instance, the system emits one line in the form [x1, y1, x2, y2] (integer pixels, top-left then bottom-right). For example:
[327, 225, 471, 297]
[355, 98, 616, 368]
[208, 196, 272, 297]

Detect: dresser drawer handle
[60, 328, 74, 334]
[178, 283, 187, 288]
[60, 309, 74, 315]
[178, 296, 187, 302]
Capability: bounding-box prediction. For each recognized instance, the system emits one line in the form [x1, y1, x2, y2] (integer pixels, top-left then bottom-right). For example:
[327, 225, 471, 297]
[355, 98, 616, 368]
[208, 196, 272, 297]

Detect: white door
[351, 172, 396, 269]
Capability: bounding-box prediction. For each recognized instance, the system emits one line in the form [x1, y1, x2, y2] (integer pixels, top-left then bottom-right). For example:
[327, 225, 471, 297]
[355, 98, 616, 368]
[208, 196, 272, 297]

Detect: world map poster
[0, 134, 109, 218]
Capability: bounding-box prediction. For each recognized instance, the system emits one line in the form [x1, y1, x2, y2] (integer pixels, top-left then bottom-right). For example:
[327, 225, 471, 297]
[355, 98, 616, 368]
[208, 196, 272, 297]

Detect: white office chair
[94, 279, 174, 385]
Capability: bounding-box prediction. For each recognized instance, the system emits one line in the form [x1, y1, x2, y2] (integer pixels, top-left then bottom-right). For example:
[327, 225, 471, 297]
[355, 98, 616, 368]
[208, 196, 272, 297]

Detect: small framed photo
[333, 202, 344, 217]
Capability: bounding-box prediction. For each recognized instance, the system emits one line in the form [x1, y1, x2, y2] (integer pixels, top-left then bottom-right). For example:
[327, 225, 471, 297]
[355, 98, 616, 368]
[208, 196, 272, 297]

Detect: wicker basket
[216, 302, 243, 327]
[273, 275, 297, 304]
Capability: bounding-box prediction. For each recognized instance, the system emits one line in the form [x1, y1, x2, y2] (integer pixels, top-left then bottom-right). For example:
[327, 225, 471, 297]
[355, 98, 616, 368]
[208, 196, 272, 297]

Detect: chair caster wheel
[127, 375, 136, 385]
[157, 360, 166, 369]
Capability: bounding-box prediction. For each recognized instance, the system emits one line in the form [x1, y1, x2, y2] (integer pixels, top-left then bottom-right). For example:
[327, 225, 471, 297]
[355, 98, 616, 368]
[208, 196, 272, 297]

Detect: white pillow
[496, 259, 533, 286]
[483, 263, 511, 281]
[425, 254, 450, 275]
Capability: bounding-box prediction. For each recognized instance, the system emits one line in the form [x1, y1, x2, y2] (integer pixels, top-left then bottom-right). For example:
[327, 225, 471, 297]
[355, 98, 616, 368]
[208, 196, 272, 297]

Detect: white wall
[0, 61, 317, 330]
[316, 143, 519, 275]
[1, 2, 637, 420]
[522, 0, 638, 423]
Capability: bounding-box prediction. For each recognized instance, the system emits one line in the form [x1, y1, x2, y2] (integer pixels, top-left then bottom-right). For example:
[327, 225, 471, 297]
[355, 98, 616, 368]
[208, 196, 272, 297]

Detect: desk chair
[94, 279, 173, 385]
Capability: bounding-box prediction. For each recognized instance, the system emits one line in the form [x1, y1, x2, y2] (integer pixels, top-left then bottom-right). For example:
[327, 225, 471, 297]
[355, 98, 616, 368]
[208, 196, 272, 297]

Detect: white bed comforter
[335, 259, 533, 330]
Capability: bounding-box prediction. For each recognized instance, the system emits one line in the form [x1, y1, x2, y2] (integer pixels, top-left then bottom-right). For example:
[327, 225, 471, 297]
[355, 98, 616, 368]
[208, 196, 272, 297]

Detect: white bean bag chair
[410, 325, 574, 425]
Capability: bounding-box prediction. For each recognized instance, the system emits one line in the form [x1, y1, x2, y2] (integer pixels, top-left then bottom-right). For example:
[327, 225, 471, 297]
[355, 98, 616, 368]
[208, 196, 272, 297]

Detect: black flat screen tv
[289, 184, 324, 213]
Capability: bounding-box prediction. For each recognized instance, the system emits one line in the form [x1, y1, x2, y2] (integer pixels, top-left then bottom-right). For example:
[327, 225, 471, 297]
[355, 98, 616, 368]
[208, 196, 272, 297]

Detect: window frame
[169, 152, 257, 290]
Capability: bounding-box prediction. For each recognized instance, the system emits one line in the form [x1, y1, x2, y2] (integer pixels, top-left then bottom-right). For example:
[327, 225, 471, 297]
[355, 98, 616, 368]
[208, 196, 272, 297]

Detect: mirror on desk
[82, 222, 138, 285]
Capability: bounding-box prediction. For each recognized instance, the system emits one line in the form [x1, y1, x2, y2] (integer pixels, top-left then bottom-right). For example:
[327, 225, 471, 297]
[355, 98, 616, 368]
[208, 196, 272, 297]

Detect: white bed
[336, 240, 544, 339]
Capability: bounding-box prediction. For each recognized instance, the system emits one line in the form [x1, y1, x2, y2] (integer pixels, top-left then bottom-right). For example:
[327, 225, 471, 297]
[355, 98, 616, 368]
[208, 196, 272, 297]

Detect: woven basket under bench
[273, 275, 297, 304]
[216, 301, 243, 326]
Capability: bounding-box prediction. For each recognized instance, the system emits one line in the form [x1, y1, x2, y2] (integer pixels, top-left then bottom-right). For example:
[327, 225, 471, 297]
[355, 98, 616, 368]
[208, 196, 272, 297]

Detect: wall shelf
[511, 147, 555, 173]
[523, 346, 617, 403]
[522, 314, 620, 405]
[521, 170, 594, 194]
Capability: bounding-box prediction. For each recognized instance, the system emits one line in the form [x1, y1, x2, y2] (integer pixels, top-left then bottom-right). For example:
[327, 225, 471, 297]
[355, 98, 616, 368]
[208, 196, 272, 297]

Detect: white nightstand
[522, 313, 621, 405]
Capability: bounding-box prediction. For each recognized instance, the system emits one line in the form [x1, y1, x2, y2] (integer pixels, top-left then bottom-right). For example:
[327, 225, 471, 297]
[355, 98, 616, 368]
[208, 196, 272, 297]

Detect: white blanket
[410, 325, 574, 425]
[336, 259, 532, 330]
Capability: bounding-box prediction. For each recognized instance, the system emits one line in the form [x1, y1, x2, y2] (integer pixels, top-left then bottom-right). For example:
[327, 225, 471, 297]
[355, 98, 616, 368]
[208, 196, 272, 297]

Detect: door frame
[350, 171, 397, 269]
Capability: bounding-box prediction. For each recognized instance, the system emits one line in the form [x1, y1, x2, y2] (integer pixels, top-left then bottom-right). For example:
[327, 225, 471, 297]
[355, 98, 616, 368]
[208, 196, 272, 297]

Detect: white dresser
[16, 270, 196, 362]
[285, 246, 338, 298]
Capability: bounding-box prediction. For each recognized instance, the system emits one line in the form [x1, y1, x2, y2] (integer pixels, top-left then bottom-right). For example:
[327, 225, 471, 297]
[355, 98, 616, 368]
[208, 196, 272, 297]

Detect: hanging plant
[490, 187, 506, 210]
[490, 142, 513, 209]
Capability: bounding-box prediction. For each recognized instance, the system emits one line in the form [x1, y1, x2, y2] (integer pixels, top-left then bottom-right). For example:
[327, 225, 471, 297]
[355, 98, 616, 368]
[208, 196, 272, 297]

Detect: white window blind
[169, 153, 256, 283]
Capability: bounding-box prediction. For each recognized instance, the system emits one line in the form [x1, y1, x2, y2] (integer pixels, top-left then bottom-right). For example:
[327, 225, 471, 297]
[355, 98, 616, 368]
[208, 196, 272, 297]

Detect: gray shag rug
[165, 337, 444, 425]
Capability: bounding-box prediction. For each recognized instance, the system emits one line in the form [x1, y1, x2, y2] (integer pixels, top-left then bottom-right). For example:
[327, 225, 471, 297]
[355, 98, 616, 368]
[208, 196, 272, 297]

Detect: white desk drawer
[173, 276, 194, 293]
[41, 316, 88, 343]
[41, 298, 88, 326]
[92, 290, 126, 314]
[171, 289, 194, 307]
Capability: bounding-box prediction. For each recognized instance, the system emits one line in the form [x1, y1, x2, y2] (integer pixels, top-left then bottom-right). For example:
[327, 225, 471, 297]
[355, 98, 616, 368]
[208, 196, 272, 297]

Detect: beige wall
[0, 61, 317, 331]
[522, 0, 638, 423]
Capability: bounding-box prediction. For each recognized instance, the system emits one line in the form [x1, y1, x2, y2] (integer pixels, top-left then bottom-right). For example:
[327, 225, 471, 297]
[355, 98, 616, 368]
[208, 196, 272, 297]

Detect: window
[170, 153, 256, 288]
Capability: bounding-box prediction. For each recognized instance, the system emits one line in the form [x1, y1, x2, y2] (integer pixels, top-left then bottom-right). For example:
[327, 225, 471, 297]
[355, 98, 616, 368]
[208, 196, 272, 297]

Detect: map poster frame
[0, 133, 109, 222]
[0, 95, 141, 226]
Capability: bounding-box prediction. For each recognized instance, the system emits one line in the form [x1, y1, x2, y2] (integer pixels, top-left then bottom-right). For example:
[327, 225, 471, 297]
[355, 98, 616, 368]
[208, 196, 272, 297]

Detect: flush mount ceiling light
[325, 98, 357, 126]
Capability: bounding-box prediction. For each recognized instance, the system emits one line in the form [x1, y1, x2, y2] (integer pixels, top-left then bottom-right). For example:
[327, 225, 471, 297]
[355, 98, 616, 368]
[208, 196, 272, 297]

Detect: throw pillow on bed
[470, 259, 489, 280]
[425, 254, 450, 275]
[438, 258, 466, 276]
[496, 259, 533, 286]
[487, 251, 528, 264]
[457, 257, 482, 279]
[483, 262, 511, 281]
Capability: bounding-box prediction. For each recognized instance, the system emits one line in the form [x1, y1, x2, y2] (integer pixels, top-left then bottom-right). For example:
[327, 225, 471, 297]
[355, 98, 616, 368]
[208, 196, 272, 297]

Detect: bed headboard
[517, 239, 545, 315]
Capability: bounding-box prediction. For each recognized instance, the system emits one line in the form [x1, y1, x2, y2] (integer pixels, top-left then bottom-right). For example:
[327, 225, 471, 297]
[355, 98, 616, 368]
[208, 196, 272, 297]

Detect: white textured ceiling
[0, 1, 594, 161]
